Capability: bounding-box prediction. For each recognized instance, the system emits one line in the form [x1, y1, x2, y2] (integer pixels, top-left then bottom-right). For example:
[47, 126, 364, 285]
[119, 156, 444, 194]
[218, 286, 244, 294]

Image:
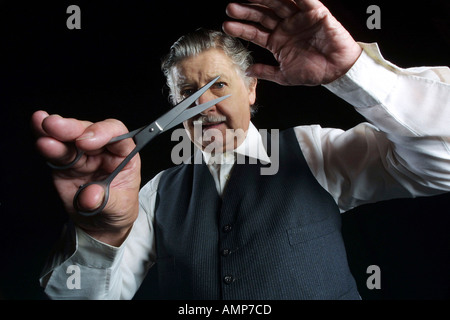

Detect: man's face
[170, 48, 256, 153]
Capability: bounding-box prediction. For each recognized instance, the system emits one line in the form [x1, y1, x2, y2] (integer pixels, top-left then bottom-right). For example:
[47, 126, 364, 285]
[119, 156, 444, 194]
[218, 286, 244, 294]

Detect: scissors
[48, 76, 230, 216]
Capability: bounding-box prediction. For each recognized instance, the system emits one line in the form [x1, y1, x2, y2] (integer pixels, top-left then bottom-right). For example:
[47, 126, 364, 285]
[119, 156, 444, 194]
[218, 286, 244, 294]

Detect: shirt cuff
[39, 223, 127, 299]
[74, 226, 125, 269]
[322, 42, 398, 109]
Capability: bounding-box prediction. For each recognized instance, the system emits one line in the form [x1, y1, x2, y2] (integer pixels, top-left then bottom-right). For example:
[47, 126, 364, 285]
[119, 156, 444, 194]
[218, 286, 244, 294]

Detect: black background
[1, 0, 449, 300]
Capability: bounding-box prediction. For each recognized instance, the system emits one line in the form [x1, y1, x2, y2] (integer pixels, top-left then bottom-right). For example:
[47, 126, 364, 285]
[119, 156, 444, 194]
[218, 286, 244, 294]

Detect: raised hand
[31, 110, 141, 246]
[223, 0, 362, 86]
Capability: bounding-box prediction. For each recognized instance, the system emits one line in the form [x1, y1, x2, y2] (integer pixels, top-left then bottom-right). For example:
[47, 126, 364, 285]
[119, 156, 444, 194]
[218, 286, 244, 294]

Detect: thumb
[75, 183, 106, 213]
[246, 64, 284, 85]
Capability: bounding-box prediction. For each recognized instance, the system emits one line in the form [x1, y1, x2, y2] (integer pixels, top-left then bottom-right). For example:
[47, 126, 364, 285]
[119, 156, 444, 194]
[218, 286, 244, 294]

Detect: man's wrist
[80, 224, 132, 247]
[324, 42, 363, 85]
[322, 42, 398, 109]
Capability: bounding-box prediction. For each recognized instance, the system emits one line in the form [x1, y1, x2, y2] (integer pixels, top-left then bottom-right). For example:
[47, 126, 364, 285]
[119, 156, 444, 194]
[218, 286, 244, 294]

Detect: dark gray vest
[153, 128, 359, 299]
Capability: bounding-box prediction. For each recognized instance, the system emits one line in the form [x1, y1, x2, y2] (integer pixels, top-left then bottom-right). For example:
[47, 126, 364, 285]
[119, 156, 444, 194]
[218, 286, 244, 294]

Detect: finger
[75, 167, 139, 214]
[36, 135, 79, 166]
[226, 3, 281, 30]
[248, 0, 299, 19]
[42, 114, 92, 142]
[75, 183, 105, 212]
[294, 0, 323, 11]
[33, 112, 91, 167]
[75, 119, 135, 157]
[31, 110, 50, 137]
[223, 21, 270, 48]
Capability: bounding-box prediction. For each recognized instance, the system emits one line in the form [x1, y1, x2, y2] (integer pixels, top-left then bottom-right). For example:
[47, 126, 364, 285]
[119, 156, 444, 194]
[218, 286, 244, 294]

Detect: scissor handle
[72, 141, 144, 216]
[47, 148, 85, 170]
[73, 180, 110, 216]
[46, 77, 230, 216]
[48, 126, 156, 216]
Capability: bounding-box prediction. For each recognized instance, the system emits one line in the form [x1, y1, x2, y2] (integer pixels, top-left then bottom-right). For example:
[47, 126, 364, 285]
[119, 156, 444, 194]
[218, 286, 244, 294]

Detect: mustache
[192, 114, 227, 126]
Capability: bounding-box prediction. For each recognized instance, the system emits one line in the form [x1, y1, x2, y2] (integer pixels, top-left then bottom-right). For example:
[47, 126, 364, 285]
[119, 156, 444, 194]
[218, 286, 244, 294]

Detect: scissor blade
[109, 126, 145, 143]
[156, 76, 221, 130]
[106, 76, 222, 145]
[164, 94, 231, 131]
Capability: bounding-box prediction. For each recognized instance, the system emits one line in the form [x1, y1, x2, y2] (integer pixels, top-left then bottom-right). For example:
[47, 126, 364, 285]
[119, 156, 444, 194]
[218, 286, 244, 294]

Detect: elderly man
[34, 0, 450, 299]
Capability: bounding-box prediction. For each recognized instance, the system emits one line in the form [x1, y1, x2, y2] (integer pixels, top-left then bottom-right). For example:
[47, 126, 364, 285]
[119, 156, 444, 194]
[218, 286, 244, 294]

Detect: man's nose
[196, 90, 217, 114]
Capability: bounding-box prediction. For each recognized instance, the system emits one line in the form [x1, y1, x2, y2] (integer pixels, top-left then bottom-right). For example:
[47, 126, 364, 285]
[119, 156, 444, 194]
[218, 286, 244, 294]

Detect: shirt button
[221, 249, 230, 257]
[222, 224, 232, 233]
[223, 275, 234, 285]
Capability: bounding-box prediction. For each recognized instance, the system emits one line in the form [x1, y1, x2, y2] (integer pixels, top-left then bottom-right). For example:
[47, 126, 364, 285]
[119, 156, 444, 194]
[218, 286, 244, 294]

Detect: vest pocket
[287, 216, 337, 246]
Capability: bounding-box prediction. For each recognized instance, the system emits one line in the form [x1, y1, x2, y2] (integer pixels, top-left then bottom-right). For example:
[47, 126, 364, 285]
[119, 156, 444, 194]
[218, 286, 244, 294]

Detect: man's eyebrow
[176, 75, 228, 89]
[208, 74, 227, 82]
[177, 82, 193, 89]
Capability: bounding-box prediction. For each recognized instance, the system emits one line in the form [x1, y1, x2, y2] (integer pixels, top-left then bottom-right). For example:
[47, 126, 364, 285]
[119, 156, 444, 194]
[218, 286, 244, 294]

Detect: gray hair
[161, 28, 258, 114]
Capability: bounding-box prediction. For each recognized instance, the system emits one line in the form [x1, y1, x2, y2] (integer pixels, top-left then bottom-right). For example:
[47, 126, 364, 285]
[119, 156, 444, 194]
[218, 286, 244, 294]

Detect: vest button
[223, 275, 234, 285]
[222, 224, 232, 233]
[221, 249, 230, 256]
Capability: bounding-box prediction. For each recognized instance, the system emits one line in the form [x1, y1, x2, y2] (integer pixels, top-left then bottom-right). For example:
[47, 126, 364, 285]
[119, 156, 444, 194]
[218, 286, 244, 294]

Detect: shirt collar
[201, 122, 271, 165]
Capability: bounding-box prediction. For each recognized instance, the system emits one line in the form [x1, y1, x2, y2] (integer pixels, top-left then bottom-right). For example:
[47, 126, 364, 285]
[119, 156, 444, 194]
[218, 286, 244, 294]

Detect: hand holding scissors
[35, 76, 230, 217]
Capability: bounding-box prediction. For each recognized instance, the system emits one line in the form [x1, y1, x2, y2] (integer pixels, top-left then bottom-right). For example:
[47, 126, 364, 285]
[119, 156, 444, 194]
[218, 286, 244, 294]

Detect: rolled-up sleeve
[40, 171, 162, 299]
[296, 42, 450, 212]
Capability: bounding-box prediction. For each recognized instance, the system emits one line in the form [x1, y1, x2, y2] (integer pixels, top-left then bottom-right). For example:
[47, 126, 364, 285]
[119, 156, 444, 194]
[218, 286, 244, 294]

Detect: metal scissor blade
[109, 126, 145, 143]
[155, 76, 221, 130]
[164, 94, 231, 131]
[106, 76, 223, 145]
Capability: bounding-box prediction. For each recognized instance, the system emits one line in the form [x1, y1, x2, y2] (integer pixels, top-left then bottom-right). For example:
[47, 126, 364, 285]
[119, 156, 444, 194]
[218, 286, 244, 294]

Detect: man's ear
[248, 77, 257, 105]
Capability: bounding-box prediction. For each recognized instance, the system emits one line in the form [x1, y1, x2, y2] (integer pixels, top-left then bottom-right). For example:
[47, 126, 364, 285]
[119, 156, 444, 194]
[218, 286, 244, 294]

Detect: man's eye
[213, 82, 225, 89]
[181, 89, 195, 98]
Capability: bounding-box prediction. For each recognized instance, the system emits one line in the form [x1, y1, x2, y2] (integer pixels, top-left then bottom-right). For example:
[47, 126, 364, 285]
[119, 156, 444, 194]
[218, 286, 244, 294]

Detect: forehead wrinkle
[171, 50, 240, 100]
[179, 50, 234, 76]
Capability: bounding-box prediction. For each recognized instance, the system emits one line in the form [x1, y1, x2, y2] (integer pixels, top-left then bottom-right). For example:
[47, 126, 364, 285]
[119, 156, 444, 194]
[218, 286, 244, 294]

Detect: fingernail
[76, 131, 95, 141]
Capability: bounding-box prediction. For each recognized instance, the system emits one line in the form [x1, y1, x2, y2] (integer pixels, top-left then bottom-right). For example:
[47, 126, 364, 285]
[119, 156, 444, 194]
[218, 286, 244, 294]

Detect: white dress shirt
[40, 43, 450, 299]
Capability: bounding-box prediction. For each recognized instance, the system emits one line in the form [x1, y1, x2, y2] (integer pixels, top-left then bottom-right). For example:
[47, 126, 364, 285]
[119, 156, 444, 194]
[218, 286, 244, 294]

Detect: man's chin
[191, 126, 247, 154]
[201, 140, 229, 155]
